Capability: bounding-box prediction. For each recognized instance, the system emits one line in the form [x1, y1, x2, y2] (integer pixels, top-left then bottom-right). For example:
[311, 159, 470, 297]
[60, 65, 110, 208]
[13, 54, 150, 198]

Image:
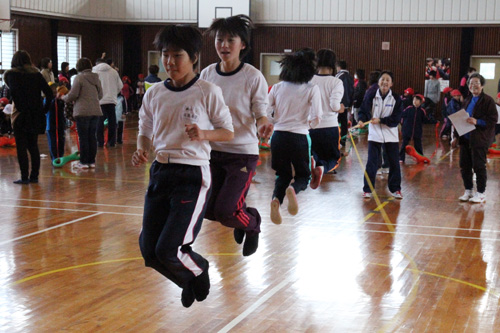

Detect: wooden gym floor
[0, 115, 499, 332]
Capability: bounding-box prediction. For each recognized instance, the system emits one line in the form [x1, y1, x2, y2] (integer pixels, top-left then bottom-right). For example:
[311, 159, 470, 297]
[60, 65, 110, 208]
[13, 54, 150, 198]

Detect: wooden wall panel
[251, 26, 463, 94]
[472, 27, 500, 56]
[11, 15, 52, 68]
[8, 14, 498, 97]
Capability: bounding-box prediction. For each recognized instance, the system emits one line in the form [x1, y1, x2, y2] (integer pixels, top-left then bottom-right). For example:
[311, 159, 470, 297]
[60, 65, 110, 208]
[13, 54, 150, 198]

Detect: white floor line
[218, 276, 294, 333]
[0, 198, 143, 209]
[0, 212, 103, 246]
[0, 204, 143, 216]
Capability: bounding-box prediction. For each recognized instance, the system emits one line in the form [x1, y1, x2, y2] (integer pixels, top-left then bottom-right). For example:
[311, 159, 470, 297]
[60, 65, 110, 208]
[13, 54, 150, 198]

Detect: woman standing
[456, 73, 498, 203]
[40, 57, 55, 84]
[4, 50, 53, 184]
[61, 58, 103, 169]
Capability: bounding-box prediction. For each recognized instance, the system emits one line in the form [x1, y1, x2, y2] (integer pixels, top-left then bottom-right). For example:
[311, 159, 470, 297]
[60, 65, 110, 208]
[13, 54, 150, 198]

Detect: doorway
[260, 53, 283, 87]
[470, 56, 500, 97]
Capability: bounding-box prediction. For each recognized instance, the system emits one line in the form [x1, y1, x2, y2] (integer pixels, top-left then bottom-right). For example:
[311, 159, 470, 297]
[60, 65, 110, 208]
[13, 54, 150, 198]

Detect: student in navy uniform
[201, 15, 273, 256]
[144, 64, 162, 83]
[358, 71, 403, 199]
[335, 60, 354, 146]
[401, 87, 414, 109]
[309, 48, 344, 182]
[399, 94, 428, 163]
[46, 84, 68, 161]
[132, 25, 234, 308]
[267, 48, 322, 224]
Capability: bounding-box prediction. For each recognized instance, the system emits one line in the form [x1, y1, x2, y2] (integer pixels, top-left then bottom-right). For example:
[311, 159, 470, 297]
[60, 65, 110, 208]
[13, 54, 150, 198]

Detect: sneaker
[377, 168, 383, 175]
[73, 162, 89, 169]
[310, 156, 316, 170]
[362, 192, 372, 198]
[310, 166, 323, 190]
[242, 233, 259, 256]
[13, 179, 30, 185]
[392, 191, 403, 199]
[469, 192, 486, 203]
[181, 282, 196, 308]
[192, 263, 210, 302]
[270, 198, 282, 224]
[89, 163, 96, 168]
[233, 228, 245, 244]
[286, 186, 298, 215]
[459, 189, 474, 202]
[381, 168, 389, 174]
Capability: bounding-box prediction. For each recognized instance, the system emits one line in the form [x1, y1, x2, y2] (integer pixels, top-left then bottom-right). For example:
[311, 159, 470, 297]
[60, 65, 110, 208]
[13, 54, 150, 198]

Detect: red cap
[404, 87, 414, 95]
[451, 89, 462, 97]
[138, 74, 145, 79]
[58, 76, 69, 83]
[0, 97, 9, 105]
[414, 94, 425, 103]
[122, 76, 130, 83]
[442, 87, 453, 94]
[497, 92, 500, 99]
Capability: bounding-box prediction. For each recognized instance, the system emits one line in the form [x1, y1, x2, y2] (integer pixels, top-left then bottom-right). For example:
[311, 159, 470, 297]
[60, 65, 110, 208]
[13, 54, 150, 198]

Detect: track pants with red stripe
[139, 161, 211, 289]
[205, 150, 261, 236]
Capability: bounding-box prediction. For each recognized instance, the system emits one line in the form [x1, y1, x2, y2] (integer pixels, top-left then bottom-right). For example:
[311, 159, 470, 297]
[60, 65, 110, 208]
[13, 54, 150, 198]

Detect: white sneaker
[89, 163, 96, 168]
[459, 189, 473, 201]
[285, 186, 298, 215]
[270, 198, 282, 224]
[73, 162, 89, 169]
[362, 192, 372, 198]
[469, 192, 485, 203]
[391, 191, 403, 199]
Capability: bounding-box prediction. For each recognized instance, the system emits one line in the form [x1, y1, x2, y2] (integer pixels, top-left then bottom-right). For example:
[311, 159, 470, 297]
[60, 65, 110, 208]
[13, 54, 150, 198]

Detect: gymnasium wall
[9, 13, 500, 95]
[10, 0, 500, 25]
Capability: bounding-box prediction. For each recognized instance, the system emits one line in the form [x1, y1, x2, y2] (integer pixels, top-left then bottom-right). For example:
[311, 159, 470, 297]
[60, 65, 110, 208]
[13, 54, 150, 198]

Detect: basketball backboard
[198, 0, 250, 28]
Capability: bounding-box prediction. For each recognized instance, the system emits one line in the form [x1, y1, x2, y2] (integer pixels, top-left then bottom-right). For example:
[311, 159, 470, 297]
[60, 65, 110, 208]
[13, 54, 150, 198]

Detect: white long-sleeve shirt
[200, 63, 268, 155]
[268, 81, 322, 134]
[92, 63, 123, 105]
[310, 74, 344, 128]
[139, 77, 233, 166]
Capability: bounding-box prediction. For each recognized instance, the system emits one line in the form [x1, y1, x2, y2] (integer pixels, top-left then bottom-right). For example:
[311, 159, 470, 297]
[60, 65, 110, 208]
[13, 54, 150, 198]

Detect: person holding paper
[456, 73, 498, 203]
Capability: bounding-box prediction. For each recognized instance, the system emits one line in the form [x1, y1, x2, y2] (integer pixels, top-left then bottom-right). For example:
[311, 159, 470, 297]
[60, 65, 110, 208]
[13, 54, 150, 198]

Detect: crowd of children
[2, 16, 500, 309]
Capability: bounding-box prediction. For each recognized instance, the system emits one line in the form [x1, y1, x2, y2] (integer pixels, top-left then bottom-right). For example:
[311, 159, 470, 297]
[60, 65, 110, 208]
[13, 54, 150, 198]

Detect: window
[57, 34, 81, 73]
[0, 29, 17, 71]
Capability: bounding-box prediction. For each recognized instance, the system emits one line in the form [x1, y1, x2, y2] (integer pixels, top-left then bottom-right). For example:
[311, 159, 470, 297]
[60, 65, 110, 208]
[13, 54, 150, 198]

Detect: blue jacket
[401, 105, 427, 139]
[446, 98, 462, 117]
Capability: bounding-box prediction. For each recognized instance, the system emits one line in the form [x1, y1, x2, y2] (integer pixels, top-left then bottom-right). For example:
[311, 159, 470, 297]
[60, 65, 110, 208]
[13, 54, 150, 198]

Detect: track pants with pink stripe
[205, 150, 261, 236]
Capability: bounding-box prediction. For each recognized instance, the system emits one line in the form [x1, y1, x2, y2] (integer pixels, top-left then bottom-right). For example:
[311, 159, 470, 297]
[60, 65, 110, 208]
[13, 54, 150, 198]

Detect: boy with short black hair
[132, 24, 234, 308]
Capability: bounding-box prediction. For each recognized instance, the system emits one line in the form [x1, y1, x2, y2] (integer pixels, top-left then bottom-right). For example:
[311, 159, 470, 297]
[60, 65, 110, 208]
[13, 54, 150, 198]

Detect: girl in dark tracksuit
[399, 94, 428, 163]
[201, 15, 273, 257]
[267, 48, 322, 224]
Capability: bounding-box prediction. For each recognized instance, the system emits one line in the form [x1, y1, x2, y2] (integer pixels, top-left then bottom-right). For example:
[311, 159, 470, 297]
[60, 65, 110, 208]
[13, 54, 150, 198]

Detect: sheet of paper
[448, 109, 476, 137]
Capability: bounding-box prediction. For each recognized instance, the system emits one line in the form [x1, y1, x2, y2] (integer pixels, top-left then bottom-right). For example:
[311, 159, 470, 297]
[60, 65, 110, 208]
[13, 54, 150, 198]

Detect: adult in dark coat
[456, 73, 498, 203]
[4, 50, 53, 184]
